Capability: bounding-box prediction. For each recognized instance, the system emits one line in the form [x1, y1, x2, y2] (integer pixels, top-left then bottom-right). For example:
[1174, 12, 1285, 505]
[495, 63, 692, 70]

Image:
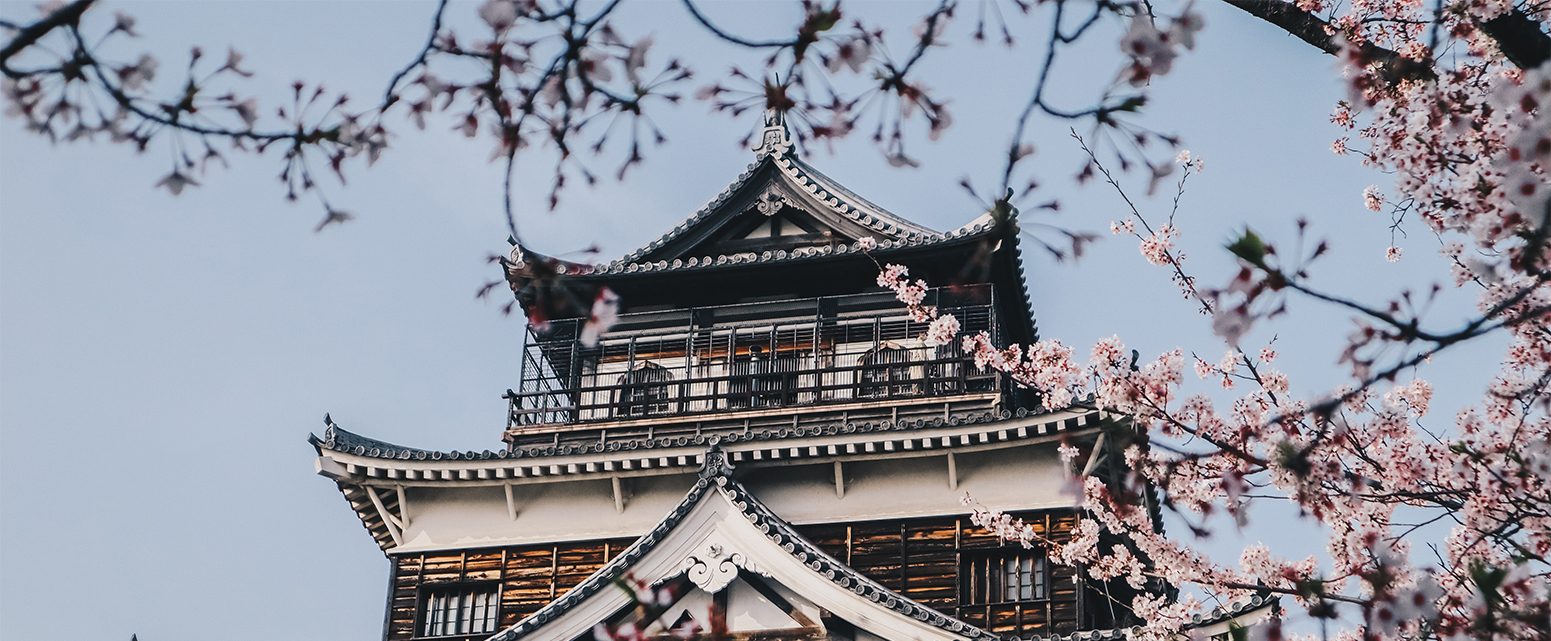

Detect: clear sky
[0, 1, 1504, 640]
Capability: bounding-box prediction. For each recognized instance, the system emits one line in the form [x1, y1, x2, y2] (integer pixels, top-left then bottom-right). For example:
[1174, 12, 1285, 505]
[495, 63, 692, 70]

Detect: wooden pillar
[381, 556, 398, 641]
[549, 546, 559, 599]
[833, 461, 845, 499]
[953, 518, 963, 620]
[497, 548, 509, 627]
[845, 525, 853, 567]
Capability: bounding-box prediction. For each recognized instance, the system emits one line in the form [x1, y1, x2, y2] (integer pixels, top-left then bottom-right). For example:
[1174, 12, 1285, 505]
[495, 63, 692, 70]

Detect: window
[963, 552, 1046, 605]
[1002, 555, 1042, 602]
[419, 584, 499, 637]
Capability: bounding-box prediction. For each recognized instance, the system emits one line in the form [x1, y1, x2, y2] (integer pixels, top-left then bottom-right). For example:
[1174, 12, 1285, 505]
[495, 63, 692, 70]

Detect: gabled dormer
[503, 111, 1041, 450]
[618, 111, 937, 265]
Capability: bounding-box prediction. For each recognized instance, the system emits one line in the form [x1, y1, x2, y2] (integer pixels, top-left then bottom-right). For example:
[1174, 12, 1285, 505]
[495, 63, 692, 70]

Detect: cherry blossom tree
[874, 48, 1550, 641]
[5, 1, 1549, 640]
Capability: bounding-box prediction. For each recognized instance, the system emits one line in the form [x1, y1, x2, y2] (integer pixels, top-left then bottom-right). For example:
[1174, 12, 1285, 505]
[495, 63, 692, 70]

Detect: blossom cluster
[875, 263, 964, 347]
[1117, 5, 1205, 88]
[879, 238, 1550, 641]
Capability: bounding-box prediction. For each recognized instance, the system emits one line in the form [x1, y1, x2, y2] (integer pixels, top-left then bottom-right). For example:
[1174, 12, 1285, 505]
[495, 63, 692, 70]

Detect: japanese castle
[310, 112, 1274, 641]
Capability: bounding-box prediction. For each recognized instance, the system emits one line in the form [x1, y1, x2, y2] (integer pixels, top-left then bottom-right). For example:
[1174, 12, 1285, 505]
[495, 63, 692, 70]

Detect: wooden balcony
[505, 286, 1007, 440]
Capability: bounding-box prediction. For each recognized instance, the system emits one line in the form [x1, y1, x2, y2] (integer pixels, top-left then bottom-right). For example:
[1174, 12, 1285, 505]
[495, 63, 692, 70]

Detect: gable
[640, 164, 882, 262]
[608, 113, 939, 269]
[485, 460, 997, 641]
[602, 574, 811, 640]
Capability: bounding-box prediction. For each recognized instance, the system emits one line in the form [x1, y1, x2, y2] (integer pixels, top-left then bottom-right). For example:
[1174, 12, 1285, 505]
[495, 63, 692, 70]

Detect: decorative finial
[752, 108, 793, 158]
[699, 441, 735, 479]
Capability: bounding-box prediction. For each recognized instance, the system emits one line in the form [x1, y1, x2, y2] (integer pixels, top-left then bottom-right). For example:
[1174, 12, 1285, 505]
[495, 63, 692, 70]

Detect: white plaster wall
[726, 578, 800, 632]
[395, 474, 698, 552]
[386, 440, 1073, 554]
[744, 442, 1074, 524]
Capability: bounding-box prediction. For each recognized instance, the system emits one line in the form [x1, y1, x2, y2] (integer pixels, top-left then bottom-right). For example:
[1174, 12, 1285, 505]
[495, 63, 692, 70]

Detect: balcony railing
[506, 285, 1003, 429]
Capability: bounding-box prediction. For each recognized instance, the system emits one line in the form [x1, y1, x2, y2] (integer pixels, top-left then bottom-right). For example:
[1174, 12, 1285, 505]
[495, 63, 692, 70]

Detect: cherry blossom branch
[1217, 0, 1434, 83]
[0, 0, 93, 78]
[678, 0, 801, 48]
[381, 0, 451, 109]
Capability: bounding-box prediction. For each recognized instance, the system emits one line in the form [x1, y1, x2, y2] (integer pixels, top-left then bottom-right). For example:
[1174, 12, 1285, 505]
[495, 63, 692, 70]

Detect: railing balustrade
[506, 286, 1003, 428]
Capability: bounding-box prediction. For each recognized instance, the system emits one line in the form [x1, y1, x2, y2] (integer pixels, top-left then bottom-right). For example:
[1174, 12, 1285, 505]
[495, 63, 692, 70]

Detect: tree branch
[0, 0, 96, 78]
[1217, 0, 1434, 82]
[1479, 10, 1551, 70]
[381, 0, 451, 109]
[678, 0, 798, 48]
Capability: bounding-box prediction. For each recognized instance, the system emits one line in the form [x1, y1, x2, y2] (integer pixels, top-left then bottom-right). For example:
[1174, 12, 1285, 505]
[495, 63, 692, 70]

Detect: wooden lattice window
[963, 551, 1047, 604]
[418, 583, 499, 638]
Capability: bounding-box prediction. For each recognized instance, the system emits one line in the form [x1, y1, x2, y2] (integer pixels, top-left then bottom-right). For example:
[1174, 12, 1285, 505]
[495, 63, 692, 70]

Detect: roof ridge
[786, 155, 937, 237]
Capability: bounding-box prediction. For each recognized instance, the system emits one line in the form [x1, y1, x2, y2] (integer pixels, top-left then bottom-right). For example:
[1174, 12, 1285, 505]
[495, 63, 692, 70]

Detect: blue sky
[0, 1, 1503, 640]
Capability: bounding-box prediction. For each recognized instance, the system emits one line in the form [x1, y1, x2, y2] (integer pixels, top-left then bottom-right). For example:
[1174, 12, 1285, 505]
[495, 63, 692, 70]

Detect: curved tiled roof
[309, 414, 441, 460]
[510, 205, 1000, 280]
[1191, 593, 1280, 629]
[502, 111, 1040, 343]
[606, 115, 939, 268]
[485, 443, 1003, 641]
[312, 404, 1090, 464]
[507, 113, 1002, 280]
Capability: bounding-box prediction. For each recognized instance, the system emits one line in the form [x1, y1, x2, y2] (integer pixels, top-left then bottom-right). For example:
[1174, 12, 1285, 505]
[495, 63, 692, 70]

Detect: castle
[310, 112, 1273, 641]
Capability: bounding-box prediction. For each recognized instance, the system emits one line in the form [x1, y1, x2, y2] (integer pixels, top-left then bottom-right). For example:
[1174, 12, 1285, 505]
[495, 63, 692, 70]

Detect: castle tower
[311, 113, 1274, 641]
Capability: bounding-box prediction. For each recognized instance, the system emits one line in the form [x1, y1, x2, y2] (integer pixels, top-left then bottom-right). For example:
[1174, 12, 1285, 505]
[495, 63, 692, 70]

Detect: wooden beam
[377, 492, 405, 531]
[833, 461, 845, 499]
[1081, 433, 1108, 477]
[504, 483, 518, 521]
[396, 485, 410, 528]
[741, 572, 817, 628]
[612, 476, 625, 514]
[366, 486, 403, 547]
[947, 452, 958, 490]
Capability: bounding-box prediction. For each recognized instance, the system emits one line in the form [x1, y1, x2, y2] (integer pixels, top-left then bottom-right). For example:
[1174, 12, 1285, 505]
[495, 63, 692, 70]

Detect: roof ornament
[755, 185, 788, 216]
[699, 440, 735, 480]
[681, 540, 768, 593]
[752, 108, 793, 158]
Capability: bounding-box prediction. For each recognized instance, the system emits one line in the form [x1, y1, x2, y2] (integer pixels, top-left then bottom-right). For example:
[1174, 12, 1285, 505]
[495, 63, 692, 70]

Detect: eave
[315, 406, 1102, 484]
[312, 406, 1107, 552]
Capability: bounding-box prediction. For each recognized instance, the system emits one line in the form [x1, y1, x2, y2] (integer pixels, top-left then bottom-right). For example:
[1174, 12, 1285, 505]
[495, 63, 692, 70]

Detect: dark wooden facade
[386, 536, 638, 641]
[383, 509, 1096, 641]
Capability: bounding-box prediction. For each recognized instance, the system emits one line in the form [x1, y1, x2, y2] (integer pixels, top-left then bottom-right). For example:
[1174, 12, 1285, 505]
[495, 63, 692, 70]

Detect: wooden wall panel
[381, 509, 1081, 641]
[792, 509, 1082, 638]
[385, 538, 633, 641]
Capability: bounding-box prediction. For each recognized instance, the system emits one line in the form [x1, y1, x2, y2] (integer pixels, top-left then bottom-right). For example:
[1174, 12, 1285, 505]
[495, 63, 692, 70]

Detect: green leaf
[1226, 621, 1249, 641]
[1226, 228, 1268, 267]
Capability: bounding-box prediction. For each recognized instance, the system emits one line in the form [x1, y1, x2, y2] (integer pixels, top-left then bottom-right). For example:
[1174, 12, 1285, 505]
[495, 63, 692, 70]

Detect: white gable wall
[725, 578, 801, 632]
